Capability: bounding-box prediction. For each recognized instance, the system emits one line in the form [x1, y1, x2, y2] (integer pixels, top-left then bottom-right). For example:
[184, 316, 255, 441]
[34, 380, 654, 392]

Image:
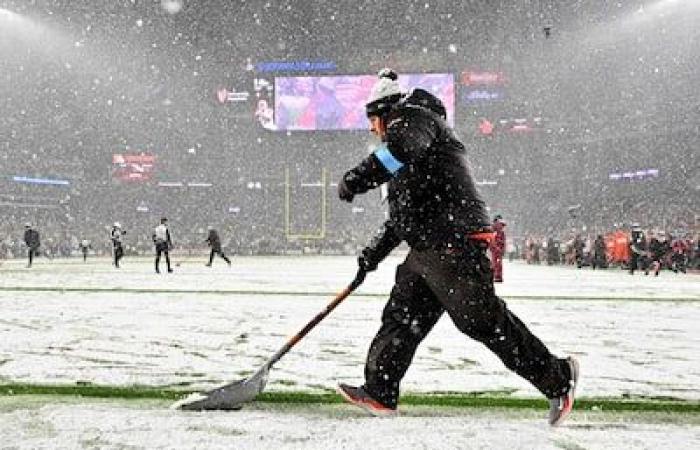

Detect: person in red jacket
[670, 235, 689, 273]
[491, 215, 506, 282]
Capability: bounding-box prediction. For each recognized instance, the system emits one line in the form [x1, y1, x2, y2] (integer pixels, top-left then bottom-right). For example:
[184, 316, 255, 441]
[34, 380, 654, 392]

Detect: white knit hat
[365, 68, 402, 116]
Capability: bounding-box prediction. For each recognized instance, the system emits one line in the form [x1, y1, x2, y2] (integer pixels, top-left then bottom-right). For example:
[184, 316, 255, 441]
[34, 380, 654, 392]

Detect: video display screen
[273, 73, 454, 131]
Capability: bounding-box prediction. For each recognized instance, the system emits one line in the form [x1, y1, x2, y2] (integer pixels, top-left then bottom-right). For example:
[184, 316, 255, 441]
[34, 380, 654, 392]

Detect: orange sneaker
[548, 357, 580, 426]
[337, 384, 398, 417]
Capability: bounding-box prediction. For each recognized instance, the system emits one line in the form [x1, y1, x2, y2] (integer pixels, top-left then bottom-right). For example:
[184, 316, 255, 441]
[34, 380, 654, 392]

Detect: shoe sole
[336, 386, 398, 418]
[550, 357, 580, 427]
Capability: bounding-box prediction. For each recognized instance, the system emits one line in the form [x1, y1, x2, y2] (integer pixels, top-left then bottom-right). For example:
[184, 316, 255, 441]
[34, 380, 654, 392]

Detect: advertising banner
[112, 154, 155, 182]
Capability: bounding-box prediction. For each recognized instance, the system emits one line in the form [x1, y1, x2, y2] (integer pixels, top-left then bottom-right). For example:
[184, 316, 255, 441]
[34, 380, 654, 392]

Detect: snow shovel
[173, 268, 367, 411]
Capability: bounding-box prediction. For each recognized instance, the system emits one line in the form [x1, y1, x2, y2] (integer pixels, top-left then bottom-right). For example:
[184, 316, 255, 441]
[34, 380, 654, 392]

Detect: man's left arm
[338, 116, 434, 202]
[338, 153, 392, 202]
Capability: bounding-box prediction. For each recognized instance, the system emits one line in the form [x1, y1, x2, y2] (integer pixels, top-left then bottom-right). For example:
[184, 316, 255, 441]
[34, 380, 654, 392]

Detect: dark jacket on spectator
[24, 229, 40, 250]
[206, 229, 222, 252]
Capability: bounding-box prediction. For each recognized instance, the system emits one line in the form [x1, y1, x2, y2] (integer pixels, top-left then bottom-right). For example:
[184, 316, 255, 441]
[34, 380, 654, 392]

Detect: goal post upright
[284, 167, 327, 241]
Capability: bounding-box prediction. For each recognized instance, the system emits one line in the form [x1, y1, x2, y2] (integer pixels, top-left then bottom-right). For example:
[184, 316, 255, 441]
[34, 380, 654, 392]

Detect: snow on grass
[0, 398, 698, 450]
[1, 255, 698, 300]
[0, 256, 698, 448]
[0, 257, 698, 401]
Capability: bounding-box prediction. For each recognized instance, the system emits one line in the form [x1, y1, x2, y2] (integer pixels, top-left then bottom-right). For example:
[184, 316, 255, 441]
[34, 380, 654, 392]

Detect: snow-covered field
[1, 398, 698, 450]
[2, 253, 698, 299]
[1, 256, 698, 448]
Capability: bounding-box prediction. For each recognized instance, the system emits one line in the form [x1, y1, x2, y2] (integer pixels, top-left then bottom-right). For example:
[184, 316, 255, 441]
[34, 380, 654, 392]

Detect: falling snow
[0, 1, 699, 448]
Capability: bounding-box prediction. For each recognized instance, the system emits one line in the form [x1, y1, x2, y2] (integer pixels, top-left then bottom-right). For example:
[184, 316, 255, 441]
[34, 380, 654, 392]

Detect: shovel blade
[173, 367, 269, 411]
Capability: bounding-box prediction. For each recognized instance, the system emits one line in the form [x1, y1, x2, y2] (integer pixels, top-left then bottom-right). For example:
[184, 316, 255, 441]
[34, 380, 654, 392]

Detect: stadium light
[0, 7, 16, 18]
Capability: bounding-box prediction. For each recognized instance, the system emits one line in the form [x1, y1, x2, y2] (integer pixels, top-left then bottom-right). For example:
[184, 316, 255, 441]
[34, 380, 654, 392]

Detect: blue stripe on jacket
[373, 144, 404, 175]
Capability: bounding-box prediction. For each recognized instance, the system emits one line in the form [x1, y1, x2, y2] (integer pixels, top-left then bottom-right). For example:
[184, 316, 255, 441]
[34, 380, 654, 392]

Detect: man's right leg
[222, 252, 231, 265]
[206, 250, 214, 266]
[359, 263, 444, 410]
[218, 250, 231, 265]
[165, 251, 173, 272]
[155, 248, 161, 273]
[408, 247, 575, 412]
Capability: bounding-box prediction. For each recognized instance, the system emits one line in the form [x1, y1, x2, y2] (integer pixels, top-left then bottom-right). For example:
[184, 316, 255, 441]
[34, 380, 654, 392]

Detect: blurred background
[0, 0, 697, 258]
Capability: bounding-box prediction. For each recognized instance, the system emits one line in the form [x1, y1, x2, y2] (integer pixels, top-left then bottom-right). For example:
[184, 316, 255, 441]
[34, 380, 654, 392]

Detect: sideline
[0, 383, 698, 413]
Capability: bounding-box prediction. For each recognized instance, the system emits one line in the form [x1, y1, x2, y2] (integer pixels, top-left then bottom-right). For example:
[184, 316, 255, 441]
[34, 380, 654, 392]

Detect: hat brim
[365, 94, 402, 117]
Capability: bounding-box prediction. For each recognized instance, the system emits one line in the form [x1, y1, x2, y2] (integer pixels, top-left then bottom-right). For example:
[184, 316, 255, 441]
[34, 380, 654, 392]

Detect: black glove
[358, 249, 379, 272]
[357, 222, 402, 273]
[338, 177, 354, 202]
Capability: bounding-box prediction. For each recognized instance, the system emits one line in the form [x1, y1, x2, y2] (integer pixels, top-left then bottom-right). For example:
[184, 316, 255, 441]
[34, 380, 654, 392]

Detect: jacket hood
[399, 88, 447, 120]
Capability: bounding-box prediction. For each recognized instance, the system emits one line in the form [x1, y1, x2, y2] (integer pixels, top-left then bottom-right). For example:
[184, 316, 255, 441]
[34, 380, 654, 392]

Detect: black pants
[629, 252, 649, 274]
[155, 242, 171, 272]
[363, 244, 571, 409]
[671, 252, 686, 273]
[591, 253, 607, 269]
[628, 253, 639, 273]
[27, 247, 38, 266]
[208, 248, 231, 265]
[113, 245, 124, 267]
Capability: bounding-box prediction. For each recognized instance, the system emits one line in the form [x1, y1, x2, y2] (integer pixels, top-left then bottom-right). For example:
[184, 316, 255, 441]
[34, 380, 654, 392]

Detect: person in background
[111, 222, 126, 268]
[670, 233, 688, 274]
[490, 215, 506, 282]
[573, 234, 585, 269]
[79, 238, 92, 262]
[153, 217, 173, 274]
[23, 223, 40, 268]
[628, 223, 646, 275]
[591, 234, 608, 269]
[205, 226, 231, 267]
[647, 231, 670, 276]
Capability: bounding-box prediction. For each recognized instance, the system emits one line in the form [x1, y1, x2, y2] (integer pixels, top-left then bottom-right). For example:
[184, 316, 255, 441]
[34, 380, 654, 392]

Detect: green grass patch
[0, 383, 698, 413]
[0, 383, 180, 400]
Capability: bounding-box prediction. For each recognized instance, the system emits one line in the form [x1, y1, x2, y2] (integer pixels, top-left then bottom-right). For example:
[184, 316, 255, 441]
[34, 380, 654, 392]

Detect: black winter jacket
[649, 238, 670, 260]
[342, 89, 490, 253]
[24, 229, 40, 249]
[206, 229, 222, 251]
